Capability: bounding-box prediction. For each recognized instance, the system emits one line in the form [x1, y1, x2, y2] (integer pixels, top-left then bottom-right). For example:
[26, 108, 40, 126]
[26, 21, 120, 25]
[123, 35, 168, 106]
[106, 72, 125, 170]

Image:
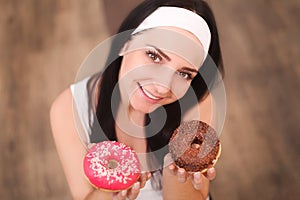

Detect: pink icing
[83, 141, 140, 191]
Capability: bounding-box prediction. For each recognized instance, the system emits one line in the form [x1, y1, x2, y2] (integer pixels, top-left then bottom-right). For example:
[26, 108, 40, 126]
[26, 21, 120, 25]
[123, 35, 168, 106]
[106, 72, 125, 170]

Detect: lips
[138, 82, 162, 102]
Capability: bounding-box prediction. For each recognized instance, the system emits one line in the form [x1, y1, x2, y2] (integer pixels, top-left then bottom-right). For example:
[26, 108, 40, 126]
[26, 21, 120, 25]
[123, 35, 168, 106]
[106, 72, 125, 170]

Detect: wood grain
[0, 0, 299, 199]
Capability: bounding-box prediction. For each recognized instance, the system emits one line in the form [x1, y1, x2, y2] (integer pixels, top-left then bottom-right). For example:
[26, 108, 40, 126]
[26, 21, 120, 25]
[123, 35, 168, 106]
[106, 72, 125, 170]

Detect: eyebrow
[181, 67, 199, 74]
[146, 44, 171, 61]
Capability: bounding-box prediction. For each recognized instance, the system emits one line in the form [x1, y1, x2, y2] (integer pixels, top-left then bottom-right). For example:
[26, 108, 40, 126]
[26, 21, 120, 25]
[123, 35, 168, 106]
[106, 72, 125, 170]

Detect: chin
[146, 105, 161, 113]
[131, 102, 160, 114]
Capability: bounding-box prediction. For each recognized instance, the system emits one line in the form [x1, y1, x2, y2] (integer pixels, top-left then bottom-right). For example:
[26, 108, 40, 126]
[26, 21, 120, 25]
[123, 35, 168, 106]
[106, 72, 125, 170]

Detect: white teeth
[141, 86, 161, 100]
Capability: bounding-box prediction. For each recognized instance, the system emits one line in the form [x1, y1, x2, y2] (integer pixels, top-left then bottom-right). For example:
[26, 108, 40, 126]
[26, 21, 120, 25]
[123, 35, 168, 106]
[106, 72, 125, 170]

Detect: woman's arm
[50, 88, 148, 200]
[162, 94, 217, 200]
[50, 88, 111, 199]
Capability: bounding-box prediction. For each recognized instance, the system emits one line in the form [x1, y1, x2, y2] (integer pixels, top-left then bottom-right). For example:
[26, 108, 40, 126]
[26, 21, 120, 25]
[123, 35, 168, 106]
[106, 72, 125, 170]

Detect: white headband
[132, 6, 211, 57]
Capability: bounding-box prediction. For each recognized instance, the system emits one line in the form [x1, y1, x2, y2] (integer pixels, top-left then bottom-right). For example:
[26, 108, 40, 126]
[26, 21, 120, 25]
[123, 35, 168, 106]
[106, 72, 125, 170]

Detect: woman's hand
[168, 163, 216, 190]
[112, 172, 151, 200]
[164, 153, 216, 191]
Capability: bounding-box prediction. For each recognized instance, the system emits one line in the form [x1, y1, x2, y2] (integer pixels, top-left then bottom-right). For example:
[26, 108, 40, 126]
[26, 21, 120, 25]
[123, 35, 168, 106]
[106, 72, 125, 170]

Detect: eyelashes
[176, 71, 193, 80]
[146, 50, 162, 63]
[145, 49, 194, 81]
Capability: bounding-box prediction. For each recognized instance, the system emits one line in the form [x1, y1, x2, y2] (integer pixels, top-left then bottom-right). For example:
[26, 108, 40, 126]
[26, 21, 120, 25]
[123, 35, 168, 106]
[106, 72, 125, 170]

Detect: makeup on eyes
[146, 49, 162, 63]
[176, 71, 193, 81]
[146, 44, 171, 61]
[145, 45, 197, 81]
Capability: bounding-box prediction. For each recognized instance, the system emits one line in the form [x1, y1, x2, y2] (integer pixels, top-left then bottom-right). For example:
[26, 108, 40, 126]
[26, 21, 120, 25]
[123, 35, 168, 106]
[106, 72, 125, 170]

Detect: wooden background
[0, 0, 299, 199]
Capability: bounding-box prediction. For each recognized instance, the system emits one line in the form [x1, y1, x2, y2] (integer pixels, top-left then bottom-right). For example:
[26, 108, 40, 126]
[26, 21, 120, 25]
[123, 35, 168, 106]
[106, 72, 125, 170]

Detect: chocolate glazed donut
[169, 120, 221, 173]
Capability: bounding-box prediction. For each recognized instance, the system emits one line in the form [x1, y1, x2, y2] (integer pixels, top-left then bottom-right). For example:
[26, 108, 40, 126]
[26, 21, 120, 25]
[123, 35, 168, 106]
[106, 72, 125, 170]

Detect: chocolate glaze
[169, 120, 220, 172]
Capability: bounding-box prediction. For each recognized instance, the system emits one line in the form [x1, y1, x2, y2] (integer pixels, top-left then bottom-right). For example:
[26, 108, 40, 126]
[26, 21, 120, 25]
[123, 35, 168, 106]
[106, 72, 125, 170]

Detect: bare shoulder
[198, 93, 214, 127]
[183, 93, 213, 126]
[50, 88, 72, 120]
[49, 88, 76, 141]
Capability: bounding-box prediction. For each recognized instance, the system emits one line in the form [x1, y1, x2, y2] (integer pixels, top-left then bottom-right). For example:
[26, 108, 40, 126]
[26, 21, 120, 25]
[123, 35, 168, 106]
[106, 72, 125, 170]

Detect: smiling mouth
[137, 82, 162, 101]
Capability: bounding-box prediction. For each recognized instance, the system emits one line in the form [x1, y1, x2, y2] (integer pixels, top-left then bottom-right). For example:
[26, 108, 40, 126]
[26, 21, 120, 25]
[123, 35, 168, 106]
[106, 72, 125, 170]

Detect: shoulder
[198, 93, 214, 126]
[50, 88, 73, 126]
[50, 75, 98, 118]
[183, 93, 214, 127]
[198, 94, 212, 118]
[51, 87, 72, 107]
[49, 87, 78, 148]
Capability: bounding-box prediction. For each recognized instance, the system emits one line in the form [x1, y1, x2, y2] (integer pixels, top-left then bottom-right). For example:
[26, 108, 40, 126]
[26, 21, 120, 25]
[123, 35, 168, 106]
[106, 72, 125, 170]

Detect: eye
[176, 71, 193, 81]
[146, 50, 162, 63]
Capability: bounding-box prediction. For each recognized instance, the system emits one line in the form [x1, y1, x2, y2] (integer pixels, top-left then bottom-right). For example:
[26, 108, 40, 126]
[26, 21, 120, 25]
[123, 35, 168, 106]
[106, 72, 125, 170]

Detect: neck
[115, 104, 147, 154]
[115, 103, 146, 139]
[128, 106, 146, 127]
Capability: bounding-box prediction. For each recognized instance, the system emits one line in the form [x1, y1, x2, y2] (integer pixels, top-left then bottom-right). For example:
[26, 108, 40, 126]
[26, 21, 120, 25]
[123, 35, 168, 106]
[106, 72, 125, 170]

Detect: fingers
[168, 163, 177, 175]
[192, 167, 216, 191]
[167, 164, 217, 191]
[126, 182, 140, 200]
[112, 182, 140, 200]
[205, 167, 216, 180]
[177, 168, 188, 183]
[192, 172, 204, 190]
[113, 171, 151, 200]
[139, 172, 151, 188]
[164, 153, 174, 166]
[164, 153, 217, 189]
[112, 190, 127, 200]
[167, 162, 188, 183]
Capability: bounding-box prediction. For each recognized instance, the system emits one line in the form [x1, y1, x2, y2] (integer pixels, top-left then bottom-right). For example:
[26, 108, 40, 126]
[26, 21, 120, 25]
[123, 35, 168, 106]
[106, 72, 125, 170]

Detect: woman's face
[118, 27, 204, 114]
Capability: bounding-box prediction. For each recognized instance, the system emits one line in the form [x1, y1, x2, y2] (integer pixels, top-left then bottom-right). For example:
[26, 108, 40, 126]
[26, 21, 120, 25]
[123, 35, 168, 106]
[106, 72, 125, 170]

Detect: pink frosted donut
[83, 141, 141, 191]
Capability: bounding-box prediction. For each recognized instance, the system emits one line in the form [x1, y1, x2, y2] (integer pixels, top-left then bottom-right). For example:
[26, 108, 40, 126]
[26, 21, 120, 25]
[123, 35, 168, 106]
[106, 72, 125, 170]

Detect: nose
[154, 83, 171, 95]
[153, 66, 174, 95]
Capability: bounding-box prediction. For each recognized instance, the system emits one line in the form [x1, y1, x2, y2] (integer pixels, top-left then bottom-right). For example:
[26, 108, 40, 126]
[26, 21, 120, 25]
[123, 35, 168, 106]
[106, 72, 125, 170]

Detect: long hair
[88, 0, 224, 170]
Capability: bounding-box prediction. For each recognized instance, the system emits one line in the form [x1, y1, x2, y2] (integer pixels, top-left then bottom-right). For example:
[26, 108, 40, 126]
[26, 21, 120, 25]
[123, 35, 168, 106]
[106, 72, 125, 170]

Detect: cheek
[119, 52, 148, 79]
[119, 57, 134, 79]
[170, 79, 191, 99]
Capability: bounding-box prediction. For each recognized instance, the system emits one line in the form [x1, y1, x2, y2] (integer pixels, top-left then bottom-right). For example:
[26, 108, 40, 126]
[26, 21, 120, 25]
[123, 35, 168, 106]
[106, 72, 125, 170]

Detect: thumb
[163, 153, 174, 167]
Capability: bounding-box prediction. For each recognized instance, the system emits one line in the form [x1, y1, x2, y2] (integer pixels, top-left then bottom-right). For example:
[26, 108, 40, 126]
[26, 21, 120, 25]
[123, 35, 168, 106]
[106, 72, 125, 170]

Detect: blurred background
[0, 0, 299, 199]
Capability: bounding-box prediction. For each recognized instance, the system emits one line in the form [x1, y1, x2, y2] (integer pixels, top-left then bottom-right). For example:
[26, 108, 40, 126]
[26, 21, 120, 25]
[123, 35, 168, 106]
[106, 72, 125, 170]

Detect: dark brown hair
[88, 0, 224, 169]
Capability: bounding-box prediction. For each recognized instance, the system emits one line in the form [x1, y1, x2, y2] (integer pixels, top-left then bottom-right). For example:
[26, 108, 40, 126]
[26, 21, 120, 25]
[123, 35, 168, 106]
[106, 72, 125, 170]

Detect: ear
[118, 41, 130, 56]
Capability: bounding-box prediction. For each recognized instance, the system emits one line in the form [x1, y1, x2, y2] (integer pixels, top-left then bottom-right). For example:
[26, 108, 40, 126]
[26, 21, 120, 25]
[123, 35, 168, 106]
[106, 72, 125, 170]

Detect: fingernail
[121, 190, 127, 196]
[194, 184, 202, 190]
[208, 168, 215, 174]
[169, 165, 175, 170]
[134, 182, 140, 190]
[178, 168, 185, 175]
[194, 172, 201, 180]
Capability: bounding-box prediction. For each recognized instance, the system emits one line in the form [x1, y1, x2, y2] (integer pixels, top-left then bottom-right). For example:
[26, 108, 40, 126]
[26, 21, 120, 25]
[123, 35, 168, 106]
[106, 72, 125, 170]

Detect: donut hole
[191, 137, 203, 149]
[107, 160, 119, 169]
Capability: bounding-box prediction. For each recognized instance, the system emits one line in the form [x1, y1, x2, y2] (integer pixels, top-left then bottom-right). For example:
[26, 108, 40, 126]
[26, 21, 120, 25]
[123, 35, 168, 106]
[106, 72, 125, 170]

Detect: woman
[50, 0, 224, 199]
